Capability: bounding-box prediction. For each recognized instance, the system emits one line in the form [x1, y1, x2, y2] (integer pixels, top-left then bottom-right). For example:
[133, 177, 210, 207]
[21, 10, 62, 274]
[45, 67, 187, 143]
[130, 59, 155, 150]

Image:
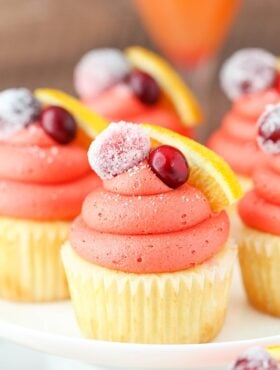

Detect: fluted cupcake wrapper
[0, 216, 69, 302]
[62, 241, 236, 344]
[239, 225, 280, 316]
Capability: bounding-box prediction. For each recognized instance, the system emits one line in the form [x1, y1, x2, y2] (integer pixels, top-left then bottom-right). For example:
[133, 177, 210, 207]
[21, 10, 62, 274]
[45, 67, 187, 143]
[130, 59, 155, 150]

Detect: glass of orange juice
[135, 0, 241, 135]
[135, 0, 241, 69]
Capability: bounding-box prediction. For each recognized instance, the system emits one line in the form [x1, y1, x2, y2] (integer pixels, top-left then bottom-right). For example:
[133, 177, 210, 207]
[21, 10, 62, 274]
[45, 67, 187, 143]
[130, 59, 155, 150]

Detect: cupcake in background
[74, 46, 203, 138]
[238, 103, 280, 316]
[0, 88, 101, 302]
[62, 121, 241, 344]
[208, 48, 280, 191]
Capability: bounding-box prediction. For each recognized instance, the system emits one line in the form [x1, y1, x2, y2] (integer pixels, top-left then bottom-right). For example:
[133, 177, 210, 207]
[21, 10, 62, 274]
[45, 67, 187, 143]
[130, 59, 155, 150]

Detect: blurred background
[1, 0, 280, 139]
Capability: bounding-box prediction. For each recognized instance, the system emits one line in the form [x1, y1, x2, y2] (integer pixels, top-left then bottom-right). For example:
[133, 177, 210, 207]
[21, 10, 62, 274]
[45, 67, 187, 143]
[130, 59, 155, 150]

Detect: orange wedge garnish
[125, 46, 203, 127]
[143, 124, 242, 212]
[34, 89, 108, 139]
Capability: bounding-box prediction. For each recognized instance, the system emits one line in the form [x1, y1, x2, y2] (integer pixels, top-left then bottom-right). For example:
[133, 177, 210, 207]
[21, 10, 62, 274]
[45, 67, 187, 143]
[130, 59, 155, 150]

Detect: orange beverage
[136, 0, 241, 68]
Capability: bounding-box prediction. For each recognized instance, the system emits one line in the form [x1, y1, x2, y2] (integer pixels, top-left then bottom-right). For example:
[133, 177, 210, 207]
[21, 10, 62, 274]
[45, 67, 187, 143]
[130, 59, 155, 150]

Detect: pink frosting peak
[88, 122, 150, 180]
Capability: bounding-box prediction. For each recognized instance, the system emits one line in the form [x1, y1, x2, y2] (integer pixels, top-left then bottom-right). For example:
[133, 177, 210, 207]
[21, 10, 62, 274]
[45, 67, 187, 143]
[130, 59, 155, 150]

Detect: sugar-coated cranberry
[148, 145, 189, 188]
[257, 104, 280, 154]
[126, 69, 160, 105]
[231, 347, 278, 370]
[0, 88, 41, 138]
[40, 106, 77, 144]
[88, 122, 150, 180]
[74, 48, 131, 98]
[220, 48, 277, 100]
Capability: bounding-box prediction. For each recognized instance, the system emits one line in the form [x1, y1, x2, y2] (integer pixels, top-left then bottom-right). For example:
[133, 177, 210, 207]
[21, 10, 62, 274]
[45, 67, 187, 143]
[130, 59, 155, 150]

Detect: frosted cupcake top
[73, 47, 203, 137]
[0, 88, 78, 143]
[70, 122, 230, 274]
[0, 88, 99, 221]
[208, 48, 280, 178]
[74, 48, 160, 105]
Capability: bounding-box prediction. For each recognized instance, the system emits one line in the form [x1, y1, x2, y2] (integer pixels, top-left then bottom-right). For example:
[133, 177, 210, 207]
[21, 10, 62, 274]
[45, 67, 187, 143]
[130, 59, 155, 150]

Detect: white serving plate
[0, 267, 279, 370]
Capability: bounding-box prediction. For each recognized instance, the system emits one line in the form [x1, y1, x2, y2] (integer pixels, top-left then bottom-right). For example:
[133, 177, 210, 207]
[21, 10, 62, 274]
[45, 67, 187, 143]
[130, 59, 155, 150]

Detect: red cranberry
[126, 69, 160, 105]
[40, 106, 77, 144]
[274, 73, 280, 92]
[148, 145, 189, 189]
[257, 104, 280, 154]
[231, 347, 278, 370]
[240, 80, 252, 95]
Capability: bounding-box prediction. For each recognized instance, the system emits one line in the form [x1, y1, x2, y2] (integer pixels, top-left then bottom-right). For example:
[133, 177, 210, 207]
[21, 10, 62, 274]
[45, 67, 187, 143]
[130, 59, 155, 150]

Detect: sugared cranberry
[148, 145, 189, 189]
[88, 122, 150, 180]
[40, 106, 77, 144]
[231, 347, 278, 370]
[220, 48, 277, 100]
[0, 88, 41, 138]
[257, 104, 280, 154]
[126, 69, 160, 105]
[74, 48, 131, 98]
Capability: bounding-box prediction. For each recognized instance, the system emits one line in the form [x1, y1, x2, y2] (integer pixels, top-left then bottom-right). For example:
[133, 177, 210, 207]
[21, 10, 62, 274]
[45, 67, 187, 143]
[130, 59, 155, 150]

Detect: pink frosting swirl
[208, 89, 280, 176]
[83, 84, 193, 137]
[70, 162, 229, 273]
[239, 154, 280, 235]
[0, 124, 100, 220]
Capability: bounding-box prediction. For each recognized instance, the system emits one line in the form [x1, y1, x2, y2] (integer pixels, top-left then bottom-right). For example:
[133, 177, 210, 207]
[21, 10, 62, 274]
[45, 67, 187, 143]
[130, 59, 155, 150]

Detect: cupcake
[74, 46, 202, 137]
[62, 121, 241, 344]
[0, 88, 100, 301]
[208, 48, 280, 191]
[238, 103, 280, 316]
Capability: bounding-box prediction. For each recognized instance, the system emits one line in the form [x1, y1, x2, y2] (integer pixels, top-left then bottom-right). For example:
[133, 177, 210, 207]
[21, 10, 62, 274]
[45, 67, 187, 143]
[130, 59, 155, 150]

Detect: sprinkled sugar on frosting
[257, 103, 280, 154]
[230, 346, 279, 369]
[0, 88, 41, 138]
[127, 161, 150, 177]
[74, 48, 131, 98]
[220, 48, 277, 100]
[88, 121, 150, 180]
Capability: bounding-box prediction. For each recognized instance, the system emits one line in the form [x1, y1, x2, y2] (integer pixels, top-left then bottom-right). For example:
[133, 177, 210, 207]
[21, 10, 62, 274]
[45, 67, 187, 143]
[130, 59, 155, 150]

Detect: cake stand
[0, 268, 279, 369]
